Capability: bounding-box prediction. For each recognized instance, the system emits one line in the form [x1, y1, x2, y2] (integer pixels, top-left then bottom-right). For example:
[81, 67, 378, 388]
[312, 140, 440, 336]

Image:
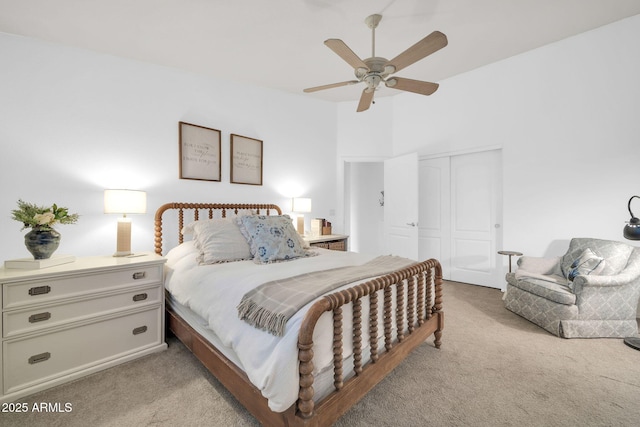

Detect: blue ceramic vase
[24, 228, 61, 259]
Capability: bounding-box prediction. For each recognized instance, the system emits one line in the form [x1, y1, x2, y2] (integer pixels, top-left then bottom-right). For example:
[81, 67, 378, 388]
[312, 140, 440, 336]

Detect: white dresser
[0, 254, 167, 402]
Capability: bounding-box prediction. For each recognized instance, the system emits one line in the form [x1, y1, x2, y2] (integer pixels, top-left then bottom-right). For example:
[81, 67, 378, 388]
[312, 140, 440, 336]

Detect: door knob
[406, 222, 417, 227]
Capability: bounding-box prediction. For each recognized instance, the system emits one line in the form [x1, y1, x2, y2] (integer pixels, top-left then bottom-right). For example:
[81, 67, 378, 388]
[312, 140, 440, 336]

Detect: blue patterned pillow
[238, 215, 312, 264]
[563, 248, 605, 281]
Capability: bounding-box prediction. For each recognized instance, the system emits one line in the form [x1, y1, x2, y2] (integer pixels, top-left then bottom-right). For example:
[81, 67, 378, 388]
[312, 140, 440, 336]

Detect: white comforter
[164, 242, 377, 412]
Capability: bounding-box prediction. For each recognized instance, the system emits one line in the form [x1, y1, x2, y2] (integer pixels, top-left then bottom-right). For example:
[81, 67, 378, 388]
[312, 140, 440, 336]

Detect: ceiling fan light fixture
[355, 67, 368, 79]
[303, 14, 448, 112]
[364, 74, 382, 90]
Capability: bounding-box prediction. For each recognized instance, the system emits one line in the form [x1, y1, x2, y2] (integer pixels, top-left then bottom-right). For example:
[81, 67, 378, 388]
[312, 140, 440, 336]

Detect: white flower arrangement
[11, 200, 79, 231]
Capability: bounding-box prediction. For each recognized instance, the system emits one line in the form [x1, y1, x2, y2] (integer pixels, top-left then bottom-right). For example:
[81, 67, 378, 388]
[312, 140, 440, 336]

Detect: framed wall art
[179, 121, 221, 182]
[230, 134, 263, 185]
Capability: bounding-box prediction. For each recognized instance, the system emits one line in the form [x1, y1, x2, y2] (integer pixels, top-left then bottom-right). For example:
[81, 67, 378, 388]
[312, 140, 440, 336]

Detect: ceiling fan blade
[303, 80, 360, 93]
[324, 39, 369, 70]
[385, 31, 448, 73]
[357, 89, 374, 112]
[386, 77, 439, 96]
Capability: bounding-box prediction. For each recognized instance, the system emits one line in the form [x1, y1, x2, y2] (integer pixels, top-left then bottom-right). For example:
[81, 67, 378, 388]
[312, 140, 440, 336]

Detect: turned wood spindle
[426, 268, 433, 320]
[417, 271, 425, 325]
[407, 275, 416, 334]
[352, 298, 363, 374]
[384, 286, 393, 351]
[332, 306, 344, 390]
[297, 341, 315, 418]
[396, 278, 405, 342]
[369, 289, 379, 363]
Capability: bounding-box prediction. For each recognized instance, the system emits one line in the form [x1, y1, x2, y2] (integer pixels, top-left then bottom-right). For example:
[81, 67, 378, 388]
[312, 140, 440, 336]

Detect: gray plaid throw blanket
[237, 255, 415, 336]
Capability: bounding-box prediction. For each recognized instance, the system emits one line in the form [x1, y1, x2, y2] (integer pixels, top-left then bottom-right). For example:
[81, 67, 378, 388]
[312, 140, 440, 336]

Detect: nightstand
[0, 253, 167, 403]
[304, 234, 349, 251]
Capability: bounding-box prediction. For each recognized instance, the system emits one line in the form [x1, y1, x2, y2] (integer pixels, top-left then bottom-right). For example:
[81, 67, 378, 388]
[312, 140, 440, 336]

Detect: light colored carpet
[3, 281, 640, 426]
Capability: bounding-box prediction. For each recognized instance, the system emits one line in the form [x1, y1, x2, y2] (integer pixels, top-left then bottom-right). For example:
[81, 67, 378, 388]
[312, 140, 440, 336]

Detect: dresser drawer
[3, 285, 162, 338]
[3, 306, 162, 394]
[2, 264, 162, 310]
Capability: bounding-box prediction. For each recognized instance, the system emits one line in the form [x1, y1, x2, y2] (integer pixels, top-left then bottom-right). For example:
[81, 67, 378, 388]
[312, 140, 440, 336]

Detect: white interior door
[417, 150, 502, 288]
[450, 150, 502, 288]
[418, 157, 451, 278]
[384, 153, 419, 259]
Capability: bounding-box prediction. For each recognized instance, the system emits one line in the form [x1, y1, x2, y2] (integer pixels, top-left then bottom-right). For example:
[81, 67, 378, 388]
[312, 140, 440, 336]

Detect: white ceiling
[1, 0, 639, 103]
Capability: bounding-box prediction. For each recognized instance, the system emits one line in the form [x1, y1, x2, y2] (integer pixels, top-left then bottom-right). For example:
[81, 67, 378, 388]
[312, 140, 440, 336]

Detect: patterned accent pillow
[192, 218, 252, 264]
[238, 215, 313, 264]
[562, 248, 606, 281]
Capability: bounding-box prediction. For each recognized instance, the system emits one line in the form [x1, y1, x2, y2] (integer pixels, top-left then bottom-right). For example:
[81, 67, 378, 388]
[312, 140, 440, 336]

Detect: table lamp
[292, 197, 312, 234]
[104, 189, 147, 257]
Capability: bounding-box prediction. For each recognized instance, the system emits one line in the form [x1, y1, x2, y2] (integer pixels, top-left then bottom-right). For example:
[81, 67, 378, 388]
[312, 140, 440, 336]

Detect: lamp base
[624, 336, 640, 350]
[297, 216, 305, 235]
[113, 217, 132, 257]
[113, 250, 133, 257]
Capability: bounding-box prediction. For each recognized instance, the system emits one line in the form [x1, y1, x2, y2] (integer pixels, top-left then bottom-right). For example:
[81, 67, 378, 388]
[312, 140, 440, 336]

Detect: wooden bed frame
[154, 202, 443, 426]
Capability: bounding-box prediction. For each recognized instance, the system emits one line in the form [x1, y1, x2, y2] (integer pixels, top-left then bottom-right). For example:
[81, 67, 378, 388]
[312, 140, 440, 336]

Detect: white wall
[0, 33, 338, 261]
[339, 14, 640, 259]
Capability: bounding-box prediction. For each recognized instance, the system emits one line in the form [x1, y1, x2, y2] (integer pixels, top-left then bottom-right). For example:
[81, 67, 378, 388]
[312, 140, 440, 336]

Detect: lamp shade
[292, 197, 312, 213]
[623, 195, 640, 240]
[104, 190, 147, 215]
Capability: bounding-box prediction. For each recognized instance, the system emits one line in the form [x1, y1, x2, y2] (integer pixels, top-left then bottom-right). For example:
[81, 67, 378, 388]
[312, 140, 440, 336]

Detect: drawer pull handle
[28, 352, 51, 364]
[132, 272, 146, 280]
[133, 293, 148, 302]
[133, 325, 148, 335]
[28, 285, 51, 296]
[28, 312, 52, 323]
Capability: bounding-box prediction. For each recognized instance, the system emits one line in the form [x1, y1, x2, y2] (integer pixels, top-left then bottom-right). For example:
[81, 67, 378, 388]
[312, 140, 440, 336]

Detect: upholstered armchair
[504, 238, 640, 338]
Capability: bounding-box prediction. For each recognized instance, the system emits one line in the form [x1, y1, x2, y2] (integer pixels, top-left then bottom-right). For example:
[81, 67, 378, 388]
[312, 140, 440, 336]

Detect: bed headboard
[154, 202, 282, 255]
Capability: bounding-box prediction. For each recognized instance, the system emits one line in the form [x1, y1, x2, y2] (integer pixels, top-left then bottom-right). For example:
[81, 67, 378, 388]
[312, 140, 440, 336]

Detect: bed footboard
[295, 259, 443, 424]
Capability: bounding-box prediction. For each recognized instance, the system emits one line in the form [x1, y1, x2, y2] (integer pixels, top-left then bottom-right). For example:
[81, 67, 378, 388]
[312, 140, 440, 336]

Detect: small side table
[498, 250, 523, 273]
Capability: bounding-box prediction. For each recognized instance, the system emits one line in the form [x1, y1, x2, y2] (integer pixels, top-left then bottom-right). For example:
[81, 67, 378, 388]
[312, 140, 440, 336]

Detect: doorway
[346, 148, 503, 288]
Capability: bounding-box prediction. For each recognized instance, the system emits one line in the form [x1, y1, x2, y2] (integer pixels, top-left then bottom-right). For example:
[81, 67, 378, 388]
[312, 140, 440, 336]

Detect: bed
[154, 202, 443, 426]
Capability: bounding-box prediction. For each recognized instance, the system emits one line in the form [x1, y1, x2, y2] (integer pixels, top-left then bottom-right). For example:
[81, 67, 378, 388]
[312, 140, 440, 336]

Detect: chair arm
[516, 256, 561, 275]
[572, 270, 640, 288]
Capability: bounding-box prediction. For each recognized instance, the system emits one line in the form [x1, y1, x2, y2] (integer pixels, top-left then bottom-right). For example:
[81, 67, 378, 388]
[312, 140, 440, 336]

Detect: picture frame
[178, 121, 221, 182]
[230, 134, 263, 185]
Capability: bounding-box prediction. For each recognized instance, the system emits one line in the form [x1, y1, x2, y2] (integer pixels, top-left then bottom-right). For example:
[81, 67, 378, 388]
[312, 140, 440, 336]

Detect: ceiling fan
[304, 14, 448, 112]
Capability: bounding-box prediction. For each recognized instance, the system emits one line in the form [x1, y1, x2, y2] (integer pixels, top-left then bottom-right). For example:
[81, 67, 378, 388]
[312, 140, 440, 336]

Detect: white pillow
[237, 215, 314, 264]
[181, 221, 197, 236]
[164, 240, 198, 268]
[192, 218, 252, 264]
[182, 209, 256, 235]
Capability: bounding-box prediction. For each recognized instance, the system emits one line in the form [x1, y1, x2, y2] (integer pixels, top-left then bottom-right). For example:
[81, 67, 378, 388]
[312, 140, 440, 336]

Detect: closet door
[418, 150, 502, 288]
[418, 157, 451, 278]
[449, 150, 502, 288]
